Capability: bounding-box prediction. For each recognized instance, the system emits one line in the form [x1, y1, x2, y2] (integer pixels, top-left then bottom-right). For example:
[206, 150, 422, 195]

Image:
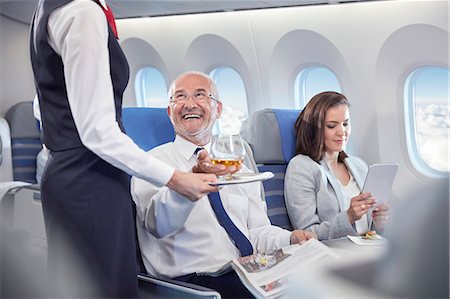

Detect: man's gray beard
[171, 101, 219, 145]
[175, 114, 218, 146]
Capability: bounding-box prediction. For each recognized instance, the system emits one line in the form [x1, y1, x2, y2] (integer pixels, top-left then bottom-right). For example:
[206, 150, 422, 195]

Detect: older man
[131, 71, 316, 298]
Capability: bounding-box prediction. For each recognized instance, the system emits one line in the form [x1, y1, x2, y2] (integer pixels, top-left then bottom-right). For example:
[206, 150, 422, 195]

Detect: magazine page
[231, 239, 339, 298]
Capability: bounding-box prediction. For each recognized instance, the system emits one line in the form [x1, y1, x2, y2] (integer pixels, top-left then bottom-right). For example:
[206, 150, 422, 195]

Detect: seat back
[4, 102, 41, 183]
[0, 117, 13, 182]
[241, 108, 300, 230]
[122, 107, 175, 272]
[122, 107, 221, 298]
[122, 107, 175, 151]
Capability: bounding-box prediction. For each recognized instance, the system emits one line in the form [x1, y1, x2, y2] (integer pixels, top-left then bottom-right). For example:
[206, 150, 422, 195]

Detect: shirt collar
[98, 0, 107, 9]
[174, 135, 211, 161]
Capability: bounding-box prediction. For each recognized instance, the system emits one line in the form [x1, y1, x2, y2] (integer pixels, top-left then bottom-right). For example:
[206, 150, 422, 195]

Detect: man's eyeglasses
[170, 91, 217, 105]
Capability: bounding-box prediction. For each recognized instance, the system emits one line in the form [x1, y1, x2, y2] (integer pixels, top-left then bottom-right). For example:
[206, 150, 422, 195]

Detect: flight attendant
[29, 0, 217, 297]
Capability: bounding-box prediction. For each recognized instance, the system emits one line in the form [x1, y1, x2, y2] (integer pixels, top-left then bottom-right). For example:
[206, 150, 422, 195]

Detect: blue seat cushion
[11, 138, 42, 183]
[258, 164, 292, 231]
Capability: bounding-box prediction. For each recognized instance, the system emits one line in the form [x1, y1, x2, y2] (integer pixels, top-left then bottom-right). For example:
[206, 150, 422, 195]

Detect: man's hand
[290, 230, 317, 245]
[192, 149, 242, 176]
[166, 170, 218, 202]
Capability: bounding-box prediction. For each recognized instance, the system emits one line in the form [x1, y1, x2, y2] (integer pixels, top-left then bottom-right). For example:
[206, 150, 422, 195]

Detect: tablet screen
[362, 163, 398, 214]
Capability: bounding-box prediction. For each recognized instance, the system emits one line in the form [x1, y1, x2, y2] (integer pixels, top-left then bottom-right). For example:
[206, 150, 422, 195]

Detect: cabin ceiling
[0, 0, 391, 24]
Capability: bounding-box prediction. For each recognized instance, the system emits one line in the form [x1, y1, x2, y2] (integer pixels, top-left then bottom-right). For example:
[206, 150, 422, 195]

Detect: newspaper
[231, 238, 339, 299]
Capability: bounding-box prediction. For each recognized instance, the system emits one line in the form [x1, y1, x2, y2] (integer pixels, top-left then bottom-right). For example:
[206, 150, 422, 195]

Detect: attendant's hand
[166, 170, 218, 202]
[192, 149, 242, 176]
[290, 230, 317, 245]
[347, 193, 377, 224]
[371, 204, 391, 231]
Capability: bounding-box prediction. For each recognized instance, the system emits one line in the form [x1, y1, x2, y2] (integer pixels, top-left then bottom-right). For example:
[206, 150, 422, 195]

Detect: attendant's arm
[48, 2, 218, 198]
[48, 2, 173, 186]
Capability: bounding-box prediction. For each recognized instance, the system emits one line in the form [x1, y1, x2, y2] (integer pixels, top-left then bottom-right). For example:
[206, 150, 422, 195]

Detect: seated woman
[284, 91, 390, 240]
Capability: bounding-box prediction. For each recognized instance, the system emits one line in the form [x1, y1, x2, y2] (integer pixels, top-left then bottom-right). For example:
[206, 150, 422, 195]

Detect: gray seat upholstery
[4, 102, 42, 184]
[241, 108, 301, 230]
[0, 116, 13, 182]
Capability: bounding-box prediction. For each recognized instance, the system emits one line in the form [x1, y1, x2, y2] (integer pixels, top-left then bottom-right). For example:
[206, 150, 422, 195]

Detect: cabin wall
[0, 16, 35, 116]
[0, 0, 447, 203]
[117, 0, 448, 202]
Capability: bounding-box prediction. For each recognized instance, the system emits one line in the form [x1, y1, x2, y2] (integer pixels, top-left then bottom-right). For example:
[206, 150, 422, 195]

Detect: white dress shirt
[339, 173, 370, 234]
[131, 136, 291, 278]
[39, 0, 173, 186]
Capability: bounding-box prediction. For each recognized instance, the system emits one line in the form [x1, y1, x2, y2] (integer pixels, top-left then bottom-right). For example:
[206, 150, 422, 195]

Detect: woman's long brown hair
[294, 91, 350, 162]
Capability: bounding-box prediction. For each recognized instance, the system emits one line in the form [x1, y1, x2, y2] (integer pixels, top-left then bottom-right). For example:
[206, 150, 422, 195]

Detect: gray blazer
[284, 153, 369, 240]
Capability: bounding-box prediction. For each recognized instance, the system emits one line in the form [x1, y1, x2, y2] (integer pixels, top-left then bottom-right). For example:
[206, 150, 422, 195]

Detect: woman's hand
[371, 204, 391, 231]
[347, 192, 377, 224]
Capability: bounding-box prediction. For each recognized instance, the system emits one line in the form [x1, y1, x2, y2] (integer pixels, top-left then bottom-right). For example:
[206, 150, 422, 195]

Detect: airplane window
[210, 67, 249, 134]
[135, 67, 168, 108]
[405, 66, 449, 175]
[294, 67, 341, 108]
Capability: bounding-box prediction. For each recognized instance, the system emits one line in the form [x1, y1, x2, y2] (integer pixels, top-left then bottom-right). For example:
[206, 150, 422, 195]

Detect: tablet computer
[362, 163, 398, 213]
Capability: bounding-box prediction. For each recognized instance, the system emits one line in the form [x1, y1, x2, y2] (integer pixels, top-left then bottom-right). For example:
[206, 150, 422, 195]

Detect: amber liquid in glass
[211, 158, 243, 168]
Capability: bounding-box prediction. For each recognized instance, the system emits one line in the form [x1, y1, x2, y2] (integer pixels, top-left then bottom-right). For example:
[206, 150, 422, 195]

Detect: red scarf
[95, 0, 118, 39]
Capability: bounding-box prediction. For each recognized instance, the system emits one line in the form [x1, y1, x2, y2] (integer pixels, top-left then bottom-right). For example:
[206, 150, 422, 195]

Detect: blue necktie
[194, 147, 203, 155]
[208, 191, 254, 257]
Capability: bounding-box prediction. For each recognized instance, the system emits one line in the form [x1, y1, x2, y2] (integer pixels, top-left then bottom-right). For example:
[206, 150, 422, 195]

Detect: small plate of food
[347, 231, 386, 246]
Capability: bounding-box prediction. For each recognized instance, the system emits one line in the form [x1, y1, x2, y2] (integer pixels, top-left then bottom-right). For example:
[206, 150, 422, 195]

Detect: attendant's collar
[174, 135, 211, 160]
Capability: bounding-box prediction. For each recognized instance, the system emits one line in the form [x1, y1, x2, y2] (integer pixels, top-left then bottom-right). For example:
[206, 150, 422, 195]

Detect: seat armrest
[0, 117, 13, 181]
[138, 273, 221, 299]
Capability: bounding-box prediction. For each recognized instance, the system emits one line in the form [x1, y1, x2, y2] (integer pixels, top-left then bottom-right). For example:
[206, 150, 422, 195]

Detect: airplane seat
[0, 117, 13, 182]
[0, 101, 43, 224]
[0, 101, 47, 268]
[122, 107, 175, 151]
[4, 102, 42, 184]
[122, 107, 221, 299]
[240, 108, 301, 231]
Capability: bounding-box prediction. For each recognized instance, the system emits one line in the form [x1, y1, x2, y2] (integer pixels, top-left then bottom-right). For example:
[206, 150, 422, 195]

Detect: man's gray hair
[167, 71, 219, 101]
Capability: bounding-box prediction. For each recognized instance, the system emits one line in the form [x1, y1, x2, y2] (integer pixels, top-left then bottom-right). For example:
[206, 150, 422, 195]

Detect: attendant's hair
[294, 91, 350, 162]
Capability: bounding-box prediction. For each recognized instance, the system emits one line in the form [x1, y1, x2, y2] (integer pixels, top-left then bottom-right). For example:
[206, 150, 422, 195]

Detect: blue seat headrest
[272, 109, 301, 162]
[122, 107, 175, 151]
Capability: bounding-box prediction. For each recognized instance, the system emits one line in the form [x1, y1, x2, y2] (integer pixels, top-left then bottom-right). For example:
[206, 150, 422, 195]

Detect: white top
[131, 136, 292, 278]
[339, 173, 369, 234]
[38, 0, 173, 187]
